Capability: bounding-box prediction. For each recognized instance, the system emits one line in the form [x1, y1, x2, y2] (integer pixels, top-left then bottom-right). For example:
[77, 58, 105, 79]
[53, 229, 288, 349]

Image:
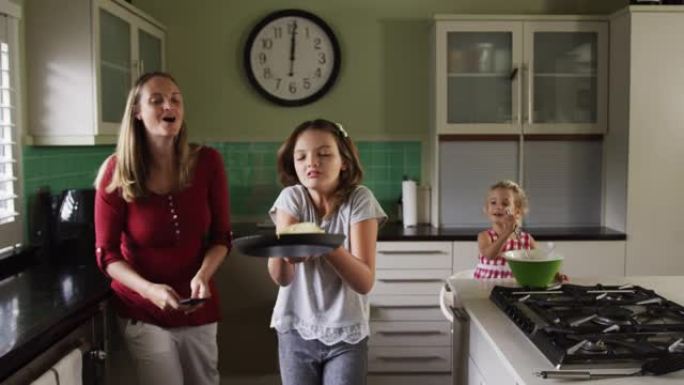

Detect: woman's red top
[95, 146, 231, 327]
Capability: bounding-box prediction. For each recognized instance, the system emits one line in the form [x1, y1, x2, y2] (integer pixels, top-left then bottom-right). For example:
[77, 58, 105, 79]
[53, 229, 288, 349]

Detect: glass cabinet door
[138, 28, 163, 75]
[447, 32, 513, 124]
[436, 21, 522, 134]
[99, 8, 131, 127]
[524, 22, 608, 133]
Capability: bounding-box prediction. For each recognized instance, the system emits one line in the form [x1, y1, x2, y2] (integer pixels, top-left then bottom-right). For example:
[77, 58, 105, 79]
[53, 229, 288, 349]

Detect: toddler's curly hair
[489, 180, 529, 216]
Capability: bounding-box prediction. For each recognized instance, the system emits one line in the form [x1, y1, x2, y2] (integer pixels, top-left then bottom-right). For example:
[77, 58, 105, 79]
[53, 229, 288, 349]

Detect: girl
[94, 72, 230, 384]
[267, 119, 386, 385]
[474, 180, 535, 279]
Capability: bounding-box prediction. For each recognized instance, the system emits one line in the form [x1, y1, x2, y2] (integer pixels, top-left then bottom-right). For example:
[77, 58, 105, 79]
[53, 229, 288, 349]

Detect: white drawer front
[370, 306, 445, 321]
[368, 346, 451, 373]
[368, 374, 452, 385]
[372, 269, 450, 295]
[370, 321, 451, 346]
[369, 294, 440, 308]
[377, 242, 452, 269]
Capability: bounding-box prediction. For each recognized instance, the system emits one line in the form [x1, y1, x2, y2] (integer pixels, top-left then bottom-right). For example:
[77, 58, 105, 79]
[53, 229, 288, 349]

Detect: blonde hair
[94, 72, 198, 202]
[276, 119, 364, 218]
[487, 180, 529, 216]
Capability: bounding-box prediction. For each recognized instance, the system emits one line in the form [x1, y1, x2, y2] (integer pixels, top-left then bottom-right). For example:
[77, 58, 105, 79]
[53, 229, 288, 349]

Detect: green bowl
[503, 250, 563, 288]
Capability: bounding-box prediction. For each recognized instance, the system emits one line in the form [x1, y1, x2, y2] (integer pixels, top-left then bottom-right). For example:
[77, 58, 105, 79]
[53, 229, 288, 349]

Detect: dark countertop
[0, 261, 111, 381]
[232, 222, 626, 241]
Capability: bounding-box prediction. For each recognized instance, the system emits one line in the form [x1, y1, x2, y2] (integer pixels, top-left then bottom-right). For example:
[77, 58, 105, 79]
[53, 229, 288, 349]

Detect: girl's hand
[284, 256, 312, 264]
[142, 283, 182, 311]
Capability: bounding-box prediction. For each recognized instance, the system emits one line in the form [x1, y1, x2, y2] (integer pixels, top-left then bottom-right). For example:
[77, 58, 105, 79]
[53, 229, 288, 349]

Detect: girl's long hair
[277, 119, 364, 218]
[95, 72, 198, 201]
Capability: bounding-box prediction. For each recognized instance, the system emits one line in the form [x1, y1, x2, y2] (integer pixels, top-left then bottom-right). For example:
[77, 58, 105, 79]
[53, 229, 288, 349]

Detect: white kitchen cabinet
[468, 357, 487, 385]
[432, 15, 607, 135]
[468, 318, 520, 385]
[26, 0, 165, 145]
[369, 241, 453, 383]
[368, 374, 452, 385]
[606, 7, 684, 276]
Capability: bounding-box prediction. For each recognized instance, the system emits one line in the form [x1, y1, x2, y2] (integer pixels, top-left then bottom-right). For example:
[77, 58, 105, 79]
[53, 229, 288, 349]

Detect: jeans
[277, 330, 368, 385]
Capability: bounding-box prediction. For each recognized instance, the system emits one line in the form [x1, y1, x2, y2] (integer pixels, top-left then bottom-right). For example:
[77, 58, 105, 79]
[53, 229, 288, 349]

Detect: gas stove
[490, 284, 684, 369]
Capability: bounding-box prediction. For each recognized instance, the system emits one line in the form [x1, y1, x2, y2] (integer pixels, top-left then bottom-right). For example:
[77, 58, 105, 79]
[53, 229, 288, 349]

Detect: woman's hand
[142, 283, 182, 311]
[182, 274, 211, 314]
[190, 273, 211, 300]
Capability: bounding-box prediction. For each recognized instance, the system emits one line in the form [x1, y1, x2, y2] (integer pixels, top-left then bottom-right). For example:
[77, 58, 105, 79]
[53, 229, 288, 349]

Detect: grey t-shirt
[269, 184, 387, 345]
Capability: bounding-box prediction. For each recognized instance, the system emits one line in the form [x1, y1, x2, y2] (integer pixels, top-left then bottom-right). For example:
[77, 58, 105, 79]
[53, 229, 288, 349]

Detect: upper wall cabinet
[432, 16, 607, 135]
[27, 0, 165, 145]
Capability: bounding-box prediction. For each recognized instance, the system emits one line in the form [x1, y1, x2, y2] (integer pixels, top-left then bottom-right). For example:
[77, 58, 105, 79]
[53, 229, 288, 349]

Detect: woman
[94, 72, 230, 385]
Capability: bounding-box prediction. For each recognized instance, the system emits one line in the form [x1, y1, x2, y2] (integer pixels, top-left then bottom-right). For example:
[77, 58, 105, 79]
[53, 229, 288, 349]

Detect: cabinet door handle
[377, 278, 444, 283]
[372, 304, 438, 309]
[516, 64, 523, 126]
[377, 330, 444, 336]
[378, 250, 444, 255]
[509, 66, 518, 81]
[376, 355, 443, 361]
[527, 63, 533, 126]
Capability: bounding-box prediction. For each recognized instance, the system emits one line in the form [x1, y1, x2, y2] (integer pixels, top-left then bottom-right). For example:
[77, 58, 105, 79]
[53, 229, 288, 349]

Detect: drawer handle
[377, 330, 443, 336]
[377, 278, 444, 283]
[378, 250, 444, 255]
[372, 304, 438, 309]
[376, 355, 443, 361]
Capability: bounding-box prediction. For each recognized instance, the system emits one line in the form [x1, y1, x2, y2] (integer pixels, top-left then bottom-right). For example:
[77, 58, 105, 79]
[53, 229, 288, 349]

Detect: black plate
[233, 233, 346, 257]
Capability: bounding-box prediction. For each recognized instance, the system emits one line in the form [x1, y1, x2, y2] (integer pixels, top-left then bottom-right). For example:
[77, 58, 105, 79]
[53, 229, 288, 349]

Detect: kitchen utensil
[503, 250, 563, 287]
[536, 355, 684, 379]
[233, 233, 345, 258]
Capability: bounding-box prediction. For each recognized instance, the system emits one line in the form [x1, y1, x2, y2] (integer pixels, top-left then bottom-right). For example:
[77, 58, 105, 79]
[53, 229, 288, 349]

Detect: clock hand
[288, 20, 297, 77]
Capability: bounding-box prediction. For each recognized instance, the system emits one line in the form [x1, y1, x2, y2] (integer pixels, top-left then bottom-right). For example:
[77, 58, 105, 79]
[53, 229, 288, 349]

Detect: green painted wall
[132, 0, 626, 143]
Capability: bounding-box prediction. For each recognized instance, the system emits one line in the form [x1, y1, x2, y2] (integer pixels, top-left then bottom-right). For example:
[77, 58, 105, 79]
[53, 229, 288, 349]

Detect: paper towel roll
[402, 180, 417, 228]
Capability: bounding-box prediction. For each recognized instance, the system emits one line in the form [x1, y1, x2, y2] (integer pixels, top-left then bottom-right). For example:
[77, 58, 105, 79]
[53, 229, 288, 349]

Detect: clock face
[244, 10, 341, 106]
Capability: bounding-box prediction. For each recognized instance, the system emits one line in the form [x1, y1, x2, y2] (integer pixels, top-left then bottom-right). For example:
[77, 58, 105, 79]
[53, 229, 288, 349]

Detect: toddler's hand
[503, 209, 518, 236]
[555, 272, 569, 283]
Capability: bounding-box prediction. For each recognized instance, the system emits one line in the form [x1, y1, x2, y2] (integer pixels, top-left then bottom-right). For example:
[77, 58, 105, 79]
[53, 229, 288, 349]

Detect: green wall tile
[21, 141, 420, 226]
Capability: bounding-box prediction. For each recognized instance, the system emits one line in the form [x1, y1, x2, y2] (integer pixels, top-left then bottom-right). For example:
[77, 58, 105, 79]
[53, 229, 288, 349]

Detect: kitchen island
[447, 276, 684, 384]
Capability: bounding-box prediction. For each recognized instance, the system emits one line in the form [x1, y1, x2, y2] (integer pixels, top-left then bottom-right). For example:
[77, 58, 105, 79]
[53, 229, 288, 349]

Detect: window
[0, 0, 22, 255]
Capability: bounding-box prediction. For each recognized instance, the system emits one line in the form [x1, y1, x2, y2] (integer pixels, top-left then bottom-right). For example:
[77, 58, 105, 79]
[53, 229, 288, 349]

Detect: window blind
[0, 6, 22, 254]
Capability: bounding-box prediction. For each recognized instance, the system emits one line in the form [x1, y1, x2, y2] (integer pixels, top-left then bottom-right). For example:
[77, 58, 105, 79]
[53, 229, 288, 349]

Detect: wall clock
[244, 9, 341, 107]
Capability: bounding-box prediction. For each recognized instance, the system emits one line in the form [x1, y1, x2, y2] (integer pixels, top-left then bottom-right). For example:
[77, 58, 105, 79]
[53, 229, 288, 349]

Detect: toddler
[474, 180, 536, 279]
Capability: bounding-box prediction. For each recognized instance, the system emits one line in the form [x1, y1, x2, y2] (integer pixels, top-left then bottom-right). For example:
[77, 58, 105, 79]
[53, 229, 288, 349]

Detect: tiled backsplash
[23, 145, 115, 199]
[22, 141, 421, 222]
